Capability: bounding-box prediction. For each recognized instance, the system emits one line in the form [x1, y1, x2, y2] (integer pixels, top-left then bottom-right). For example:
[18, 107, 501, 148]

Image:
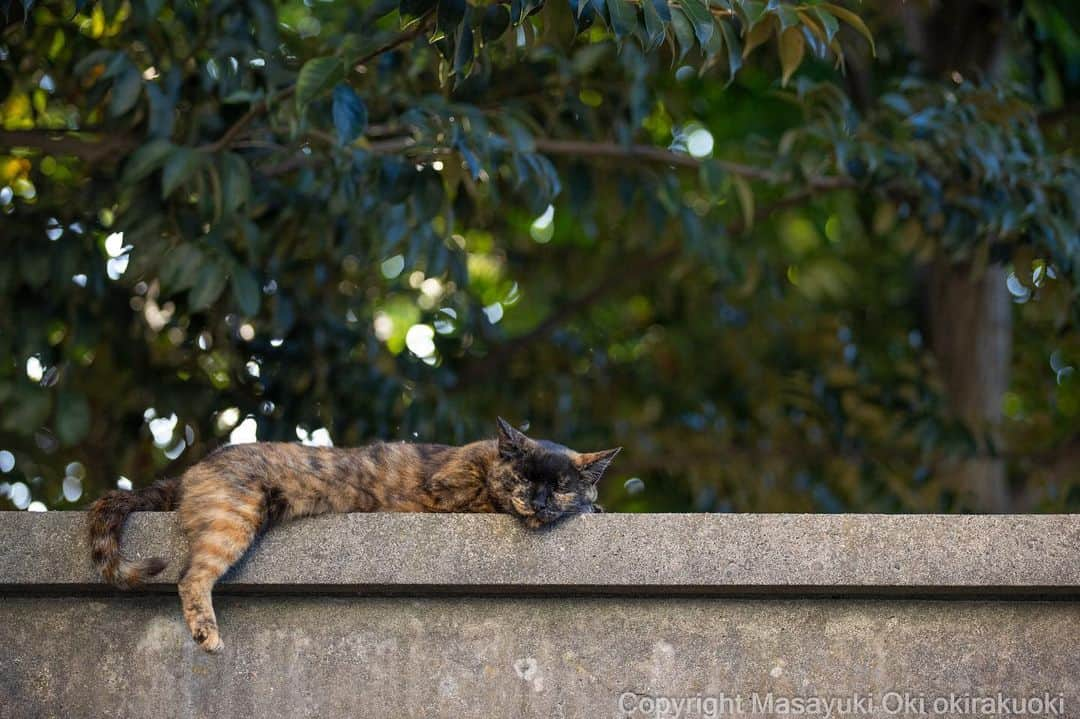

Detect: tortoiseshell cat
[89, 418, 619, 653]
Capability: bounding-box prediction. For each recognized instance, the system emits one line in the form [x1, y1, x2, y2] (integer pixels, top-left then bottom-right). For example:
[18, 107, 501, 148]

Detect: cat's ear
[496, 417, 533, 459]
[576, 447, 621, 484]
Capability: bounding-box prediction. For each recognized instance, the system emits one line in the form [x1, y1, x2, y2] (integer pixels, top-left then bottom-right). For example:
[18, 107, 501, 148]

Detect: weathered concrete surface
[1, 597, 1077, 718]
[1, 513, 1078, 718]
[2, 512, 1078, 594]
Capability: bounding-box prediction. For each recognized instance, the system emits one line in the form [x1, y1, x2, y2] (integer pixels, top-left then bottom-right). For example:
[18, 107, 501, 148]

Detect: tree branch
[256, 134, 855, 194]
[532, 138, 854, 190]
[1, 124, 853, 201]
[534, 138, 701, 169]
[0, 130, 137, 162]
[258, 135, 416, 176]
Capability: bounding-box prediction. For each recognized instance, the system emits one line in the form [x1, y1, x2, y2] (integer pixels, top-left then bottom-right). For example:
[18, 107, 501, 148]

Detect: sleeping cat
[88, 417, 619, 653]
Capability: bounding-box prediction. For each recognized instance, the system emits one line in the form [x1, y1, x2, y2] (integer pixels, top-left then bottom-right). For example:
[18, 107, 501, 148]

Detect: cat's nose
[531, 486, 550, 511]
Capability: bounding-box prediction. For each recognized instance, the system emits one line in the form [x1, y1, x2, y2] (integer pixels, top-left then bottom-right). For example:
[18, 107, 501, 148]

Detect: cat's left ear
[496, 417, 534, 459]
[576, 447, 621, 484]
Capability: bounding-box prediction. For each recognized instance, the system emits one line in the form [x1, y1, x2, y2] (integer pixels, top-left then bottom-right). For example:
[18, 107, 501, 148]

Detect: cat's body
[88, 418, 619, 653]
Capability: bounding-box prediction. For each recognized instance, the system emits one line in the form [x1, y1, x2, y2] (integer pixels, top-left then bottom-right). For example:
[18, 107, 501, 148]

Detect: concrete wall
[1, 513, 1077, 718]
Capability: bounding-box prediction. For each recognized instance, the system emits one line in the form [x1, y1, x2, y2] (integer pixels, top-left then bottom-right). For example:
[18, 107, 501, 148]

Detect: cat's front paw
[192, 625, 224, 654]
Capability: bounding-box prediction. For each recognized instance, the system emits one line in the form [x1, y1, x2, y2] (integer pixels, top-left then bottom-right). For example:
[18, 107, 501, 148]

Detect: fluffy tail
[88, 478, 180, 588]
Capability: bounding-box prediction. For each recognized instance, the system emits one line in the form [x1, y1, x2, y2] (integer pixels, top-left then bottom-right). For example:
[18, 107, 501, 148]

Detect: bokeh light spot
[25, 356, 44, 382]
[381, 254, 405, 279]
[685, 127, 714, 158]
[483, 302, 504, 324]
[104, 231, 126, 258]
[405, 324, 436, 358]
[10, 481, 29, 509]
[530, 205, 555, 244]
[229, 417, 258, 444]
[297, 426, 334, 447]
[62, 476, 83, 502]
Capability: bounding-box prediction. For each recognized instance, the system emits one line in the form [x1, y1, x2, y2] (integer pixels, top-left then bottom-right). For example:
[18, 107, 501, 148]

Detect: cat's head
[492, 417, 621, 529]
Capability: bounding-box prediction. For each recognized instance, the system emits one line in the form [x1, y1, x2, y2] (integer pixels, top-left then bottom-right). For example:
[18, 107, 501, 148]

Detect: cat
[88, 417, 620, 653]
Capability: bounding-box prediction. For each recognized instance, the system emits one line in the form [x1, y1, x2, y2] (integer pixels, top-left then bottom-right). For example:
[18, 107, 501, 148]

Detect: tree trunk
[899, 0, 1013, 511]
[928, 260, 1012, 511]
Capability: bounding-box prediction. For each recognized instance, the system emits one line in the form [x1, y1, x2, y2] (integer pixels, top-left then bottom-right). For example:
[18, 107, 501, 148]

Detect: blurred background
[0, 0, 1077, 514]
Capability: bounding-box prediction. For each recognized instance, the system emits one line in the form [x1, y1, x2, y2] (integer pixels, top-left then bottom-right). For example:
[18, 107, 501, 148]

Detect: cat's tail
[88, 477, 181, 588]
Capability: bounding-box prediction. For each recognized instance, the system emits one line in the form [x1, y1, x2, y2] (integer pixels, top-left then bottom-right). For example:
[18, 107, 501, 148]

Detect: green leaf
[161, 147, 203, 198]
[698, 159, 727, 196]
[716, 17, 742, 82]
[400, 0, 437, 28]
[778, 26, 805, 87]
[642, 0, 666, 51]
[774, 5, 800, 30]
[56, 391, 91, 446]
[668, 9, 696, 61]
[606, 0, 642, 42]
[437, 0, 466, 38]
[481, 3, 510, 43]
[410, 168, 445, 222]
[571, 0, 596, 32]
[453, 19, 475, 78]
[331, 84, 368, 144]
[510, 0, 544, 25]
[74, 49, 114, 77]
[231, 266, 261, 316]
[881, 92, 913, 116]
[822, 3, 875, 56]
[101, 53, 130, 80]
[742, 15, 774, 58]
[677, 0, 714, 49]
[732, 174, 754, 231]
[339, 34, 376, 66]
[502, 115, 536, 152]
[159, 243, 205, 293]
[146, 83, 176, 139]
[796, 10, 829, 57]
[250, 0, 280, 51]
[122, 140, 176, 184]
[295, 57, 343, 110]
[813, 7, 840, 44]
[189, 262, 229, 311]
[109, 64, 143, 117]
[740, 0, 767, 27]
[433, 35, 454, 63]
[380, 156, 416, 203]
[221, 152, 251, 214]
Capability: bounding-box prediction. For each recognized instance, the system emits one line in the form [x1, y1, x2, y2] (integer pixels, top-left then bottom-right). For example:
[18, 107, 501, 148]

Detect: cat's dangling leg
[176, 467, 266, 653]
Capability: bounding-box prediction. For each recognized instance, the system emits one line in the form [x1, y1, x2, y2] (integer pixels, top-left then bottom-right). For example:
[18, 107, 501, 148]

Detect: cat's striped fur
[88, 418, 619, 653]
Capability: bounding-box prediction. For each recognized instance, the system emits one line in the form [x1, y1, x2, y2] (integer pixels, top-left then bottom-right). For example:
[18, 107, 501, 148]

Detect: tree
[0, 0, 1077, 514]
